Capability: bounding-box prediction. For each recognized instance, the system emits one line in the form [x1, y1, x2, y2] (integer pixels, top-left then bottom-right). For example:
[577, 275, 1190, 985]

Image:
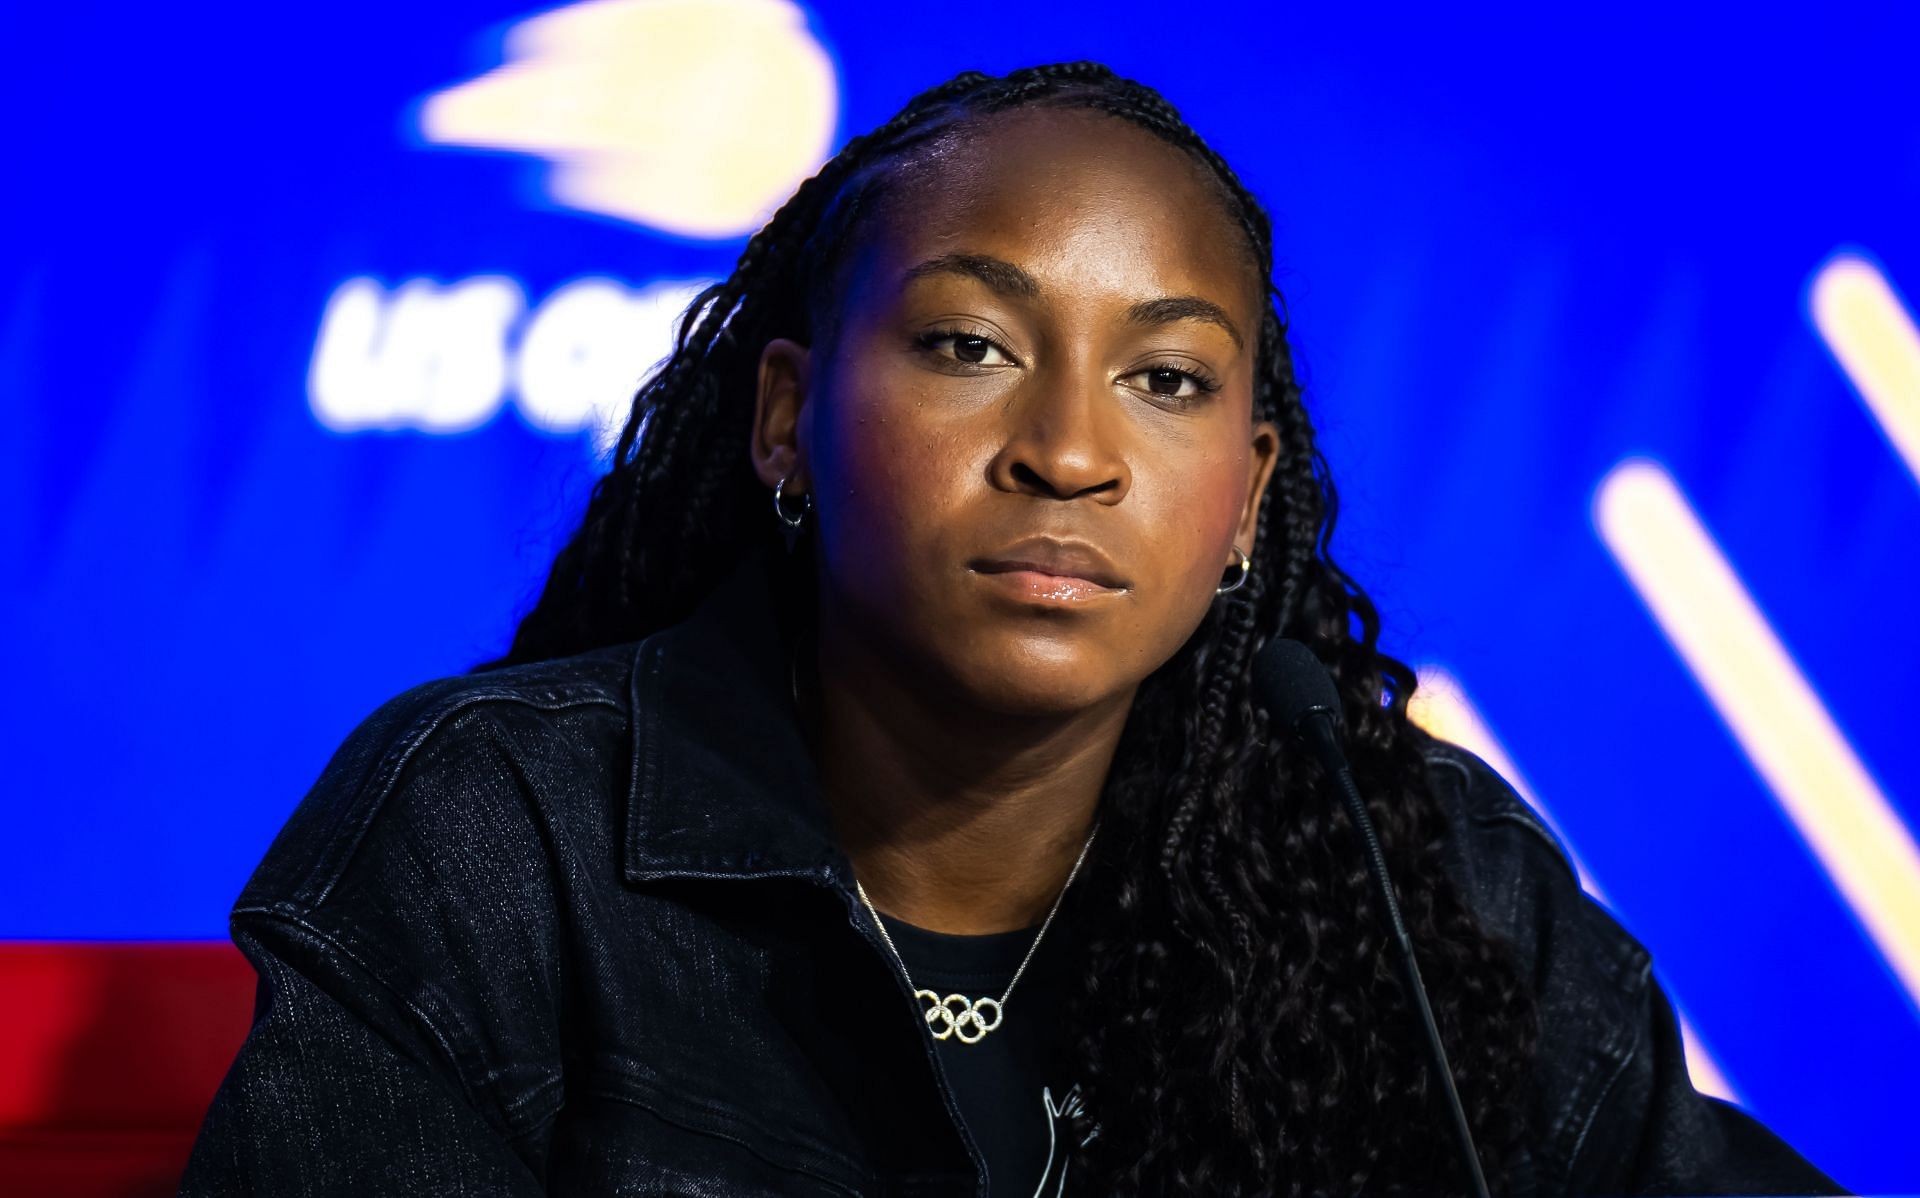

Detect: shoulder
[238, 641, 641, 919]
[1410, 724, 1651, 983]
[216, 646, 642, 1142]
[1414, 732, 1579, 891]
[1409, 727, 1678, 1181]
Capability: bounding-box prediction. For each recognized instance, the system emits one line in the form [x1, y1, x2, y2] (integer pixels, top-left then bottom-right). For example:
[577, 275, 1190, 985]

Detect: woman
[183, 63, 1841, 1195]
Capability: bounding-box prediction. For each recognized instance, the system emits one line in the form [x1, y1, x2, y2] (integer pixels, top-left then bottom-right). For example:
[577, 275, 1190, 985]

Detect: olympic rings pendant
[916, 989, 1004, 1044]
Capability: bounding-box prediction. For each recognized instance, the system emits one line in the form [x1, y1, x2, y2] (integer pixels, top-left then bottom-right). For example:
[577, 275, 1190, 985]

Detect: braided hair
[480, 62, 1536, 1195]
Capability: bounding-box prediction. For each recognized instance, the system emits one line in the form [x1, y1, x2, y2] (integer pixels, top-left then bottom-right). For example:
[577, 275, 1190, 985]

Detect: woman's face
[755, 106, 1280, 717]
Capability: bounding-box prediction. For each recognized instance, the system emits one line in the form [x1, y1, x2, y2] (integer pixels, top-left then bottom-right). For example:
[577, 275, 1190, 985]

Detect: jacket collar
[622, 547, 852, 889]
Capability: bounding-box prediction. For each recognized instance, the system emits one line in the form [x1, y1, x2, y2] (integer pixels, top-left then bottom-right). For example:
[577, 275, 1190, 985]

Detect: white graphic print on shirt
[1031, 1084, 1096, 1198]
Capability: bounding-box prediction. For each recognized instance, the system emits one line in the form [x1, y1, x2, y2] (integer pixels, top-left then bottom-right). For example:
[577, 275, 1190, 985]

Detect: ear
[751, 338, 811, 492]
[1234, 419, 1282, 558]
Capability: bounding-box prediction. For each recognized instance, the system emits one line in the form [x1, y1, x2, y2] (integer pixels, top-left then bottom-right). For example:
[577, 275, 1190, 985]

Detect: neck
[803, 622, 1128, 936]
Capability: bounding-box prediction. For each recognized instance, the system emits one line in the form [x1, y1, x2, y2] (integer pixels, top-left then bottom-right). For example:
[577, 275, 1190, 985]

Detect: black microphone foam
[1251, 638, 1341, 732]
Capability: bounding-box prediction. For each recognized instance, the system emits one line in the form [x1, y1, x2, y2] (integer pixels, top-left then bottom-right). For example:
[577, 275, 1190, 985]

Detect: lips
[969, 537, 1130, 590]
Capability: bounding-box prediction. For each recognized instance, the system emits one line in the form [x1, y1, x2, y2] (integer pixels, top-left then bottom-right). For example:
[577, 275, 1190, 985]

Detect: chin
[945, 635, 1133, 718]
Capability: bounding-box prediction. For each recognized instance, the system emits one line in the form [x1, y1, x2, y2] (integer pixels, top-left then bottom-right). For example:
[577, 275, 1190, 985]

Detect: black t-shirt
[876, 911, 1085, 1197]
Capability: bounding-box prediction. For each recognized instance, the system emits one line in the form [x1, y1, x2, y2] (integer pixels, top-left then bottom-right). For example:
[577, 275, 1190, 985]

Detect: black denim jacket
[182, 553, 1843, 1196]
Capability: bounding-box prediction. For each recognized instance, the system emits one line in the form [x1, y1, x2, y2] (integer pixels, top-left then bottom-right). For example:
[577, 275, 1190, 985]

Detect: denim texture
[181, 552, 1843, 1195]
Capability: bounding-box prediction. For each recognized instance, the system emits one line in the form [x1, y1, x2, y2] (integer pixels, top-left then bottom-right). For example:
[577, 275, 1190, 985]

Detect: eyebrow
[1124, 295, 1243, 350]
[902, 252, 1244, 349]
[904, 252, 1040, 299]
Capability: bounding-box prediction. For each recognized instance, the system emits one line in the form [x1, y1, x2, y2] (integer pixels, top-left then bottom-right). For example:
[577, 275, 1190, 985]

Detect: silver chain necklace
[856, 823, 1098, 1046]
[791, 638, 1099, 1045]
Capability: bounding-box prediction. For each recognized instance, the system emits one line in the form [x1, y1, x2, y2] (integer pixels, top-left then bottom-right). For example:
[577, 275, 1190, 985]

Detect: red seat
[0, 942, 254, 1197]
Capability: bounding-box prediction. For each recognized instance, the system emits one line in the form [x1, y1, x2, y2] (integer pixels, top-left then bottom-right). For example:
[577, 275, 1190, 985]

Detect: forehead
[856, 106, 1260, 312]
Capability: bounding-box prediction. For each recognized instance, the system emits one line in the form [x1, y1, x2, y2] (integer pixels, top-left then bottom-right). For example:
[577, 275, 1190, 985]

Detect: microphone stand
[1298, 712, 1492, 1198]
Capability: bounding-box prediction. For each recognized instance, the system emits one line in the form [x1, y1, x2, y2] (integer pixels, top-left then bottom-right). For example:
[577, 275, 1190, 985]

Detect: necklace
[856, 823, 1098, 1046]
[789, 638, 1099, 1045]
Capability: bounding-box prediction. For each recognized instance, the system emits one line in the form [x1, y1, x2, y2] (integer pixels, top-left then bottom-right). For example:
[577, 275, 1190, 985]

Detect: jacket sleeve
[178, 915, 548, 1196]
[1567, 953, 1846, 1196]
[1420, 738, 1846, 1196]
[180, 692, 570, 1196]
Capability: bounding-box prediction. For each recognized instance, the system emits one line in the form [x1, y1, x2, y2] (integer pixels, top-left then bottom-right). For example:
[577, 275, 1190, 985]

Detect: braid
[479, 62, 1536, 1194]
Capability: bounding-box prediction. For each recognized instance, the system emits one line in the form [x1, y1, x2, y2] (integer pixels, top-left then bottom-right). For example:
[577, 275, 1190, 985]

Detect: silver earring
[772, 473, 812, 550]
[1216, 545, 1250, 594]
[772, 474, 811, 527]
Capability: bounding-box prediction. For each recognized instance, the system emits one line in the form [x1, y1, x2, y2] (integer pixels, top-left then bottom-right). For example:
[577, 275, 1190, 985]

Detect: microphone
[1252, 639, 1491, 1198]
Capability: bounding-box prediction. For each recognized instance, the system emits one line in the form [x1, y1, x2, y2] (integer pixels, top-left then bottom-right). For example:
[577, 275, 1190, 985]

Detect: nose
[985, 361, 1131, 503]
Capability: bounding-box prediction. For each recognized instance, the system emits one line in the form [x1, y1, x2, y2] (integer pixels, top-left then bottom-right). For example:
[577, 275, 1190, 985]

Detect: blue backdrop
[6, 1, 1917, 1188]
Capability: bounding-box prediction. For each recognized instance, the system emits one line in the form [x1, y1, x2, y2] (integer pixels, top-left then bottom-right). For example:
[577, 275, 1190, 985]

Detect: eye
[1122, 363, 1220, 404]
[915, 328, 1016, 367]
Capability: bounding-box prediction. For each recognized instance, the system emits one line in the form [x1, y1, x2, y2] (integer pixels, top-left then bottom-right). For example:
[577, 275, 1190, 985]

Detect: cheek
[809, 366, 976, 569]
[1142, 441, 1251, 591]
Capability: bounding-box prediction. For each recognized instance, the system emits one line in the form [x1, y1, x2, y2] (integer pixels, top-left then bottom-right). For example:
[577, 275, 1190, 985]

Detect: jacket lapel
[621, 549, 849, 888]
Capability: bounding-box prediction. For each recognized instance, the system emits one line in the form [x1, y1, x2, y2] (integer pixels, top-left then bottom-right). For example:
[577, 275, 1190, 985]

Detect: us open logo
[305, 0, 838, 458]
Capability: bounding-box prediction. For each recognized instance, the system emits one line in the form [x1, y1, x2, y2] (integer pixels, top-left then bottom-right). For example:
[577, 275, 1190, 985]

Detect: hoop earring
[1216, 545, 1250, 595]
[772, 474, 812, 527]
[772, 473, 812, 551]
